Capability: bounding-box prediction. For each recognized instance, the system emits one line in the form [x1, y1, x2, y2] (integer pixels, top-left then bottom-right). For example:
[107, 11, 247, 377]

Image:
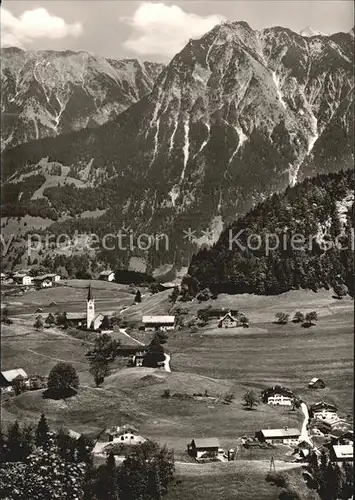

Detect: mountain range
[1, 47, 163, 150]
[1, 21, 354, 275]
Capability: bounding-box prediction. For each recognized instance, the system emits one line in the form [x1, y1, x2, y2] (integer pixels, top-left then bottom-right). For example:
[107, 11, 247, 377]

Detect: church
[66, 285, 105, 331]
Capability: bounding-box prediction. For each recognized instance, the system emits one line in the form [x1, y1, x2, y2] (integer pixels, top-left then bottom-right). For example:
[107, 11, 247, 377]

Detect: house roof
[68, 429, 81, 440]
[1, 369, 28, 382]
[99, 270, 114, 276]
[262, 386, 294, 397]
[142, 315, 175, 324]
[33, 275, 53, 281]
[219, 312, 238, 322]
[332, 445, 353, 459]
[309, 378, 325, 385]
[330, 429, 353, 439]
[93, 314, 104, 321]
[311, 401, 338, 411]
[13, 273, 30, 278]
[193, 438, 220, 449]
[260, 428, 300, 438]
[66, 312, 87, 320]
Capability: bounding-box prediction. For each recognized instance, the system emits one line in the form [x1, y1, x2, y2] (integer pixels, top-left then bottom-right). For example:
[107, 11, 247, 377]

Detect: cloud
[1, 7, 83, 48]
[122, 2, 225, 57]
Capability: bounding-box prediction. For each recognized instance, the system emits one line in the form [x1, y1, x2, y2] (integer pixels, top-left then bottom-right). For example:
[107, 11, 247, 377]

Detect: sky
[1, 0, 354, 62]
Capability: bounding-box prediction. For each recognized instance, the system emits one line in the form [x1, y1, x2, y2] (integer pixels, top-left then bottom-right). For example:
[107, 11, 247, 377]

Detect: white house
[112, 433, 146, 445]
[46, 273, 61, 282]
[0, 368, 29, 393]
[188, 438, 220, 459]
[99, 270, 115, 282]
[13, 273, 33, 286]
[132, 352, 145, 367]
[261, 386, 294, 406]
[256, 427, 301, 445]
[218, 312, 239, 328]
[142, 315, 175, 331]
[33, 275, 53, 288]
[311, 402, 338, 422]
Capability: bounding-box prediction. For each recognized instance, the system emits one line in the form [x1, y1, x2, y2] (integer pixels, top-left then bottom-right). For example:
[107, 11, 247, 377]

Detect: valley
[1, 281, 353, 499]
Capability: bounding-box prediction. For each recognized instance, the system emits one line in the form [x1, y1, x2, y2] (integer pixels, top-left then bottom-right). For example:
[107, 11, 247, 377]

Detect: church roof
[87, 284, 94, 301]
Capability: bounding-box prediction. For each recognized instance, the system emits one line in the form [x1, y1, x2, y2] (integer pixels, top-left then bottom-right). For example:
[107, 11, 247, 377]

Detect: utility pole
[270, 455, 276, 472]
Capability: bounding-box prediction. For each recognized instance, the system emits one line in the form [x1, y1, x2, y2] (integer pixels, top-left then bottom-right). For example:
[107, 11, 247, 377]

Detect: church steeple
[86, 284, 95, 329]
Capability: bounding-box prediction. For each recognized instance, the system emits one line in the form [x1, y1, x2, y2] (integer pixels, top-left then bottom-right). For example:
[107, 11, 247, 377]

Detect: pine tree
[97, 451, 118, 500]
[0, 428, 8, 462]
[35, 413, 50, 447]
[6, 421, 23, 462]
[341, 462, 354, 499]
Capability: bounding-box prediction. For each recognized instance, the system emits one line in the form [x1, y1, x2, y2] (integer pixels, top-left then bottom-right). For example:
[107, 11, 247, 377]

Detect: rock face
[2, 22, 354, 271]
[1, 47, 163, 150]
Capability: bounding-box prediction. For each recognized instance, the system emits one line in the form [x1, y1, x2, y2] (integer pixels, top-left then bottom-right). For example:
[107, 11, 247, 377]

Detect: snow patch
[180, 119, 190, 182]
[150, 118, 160, 166]
[272, 71, 287, 108]
[194, 123, 210, 158]
[307, 113, 318, 154]
[169, 117, 179, 156]
[228, 124, 248, 165]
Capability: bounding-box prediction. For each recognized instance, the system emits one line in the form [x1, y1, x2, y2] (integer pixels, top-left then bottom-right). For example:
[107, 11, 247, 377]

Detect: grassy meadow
[1, 282, 353, 499]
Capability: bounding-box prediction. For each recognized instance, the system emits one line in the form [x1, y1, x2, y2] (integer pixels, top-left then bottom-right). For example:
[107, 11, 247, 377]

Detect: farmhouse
[142, 315, 175, 331]
[33, 275, 53, 288]
[0, 273, 6, 281]
[188, 438, 220, 459]
[329, 430, 353, 445]
[218, 312, 239, 328]
[66, 312, 87, 328]
[132, 352, 145, 367]
[197, 308, 239, 320]
[261, 386, 294, 406]
[330, 445, 353, 462]
[308, 378, 326, 389]
[0, 369, 29, 392]
[99, 270, 115, 282]
[13, 273, 33, 286]
[108, 424, 139, 439]
[310, 402, 338, 421]
[255, 427, 300, 445]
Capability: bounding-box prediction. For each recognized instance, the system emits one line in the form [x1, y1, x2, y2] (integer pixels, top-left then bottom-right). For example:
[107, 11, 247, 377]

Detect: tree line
[0, 414, 175, 500]
[188, 169, 354, 296]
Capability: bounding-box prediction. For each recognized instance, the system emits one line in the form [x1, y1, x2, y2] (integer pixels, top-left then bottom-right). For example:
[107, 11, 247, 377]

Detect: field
[1, 282, 353, 499]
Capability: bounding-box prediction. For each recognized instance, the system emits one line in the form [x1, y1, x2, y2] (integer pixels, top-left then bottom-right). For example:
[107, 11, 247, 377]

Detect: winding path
[119, 328, 144, 346]
[300, 402, 317, 450]
[163, 353, 171, 373]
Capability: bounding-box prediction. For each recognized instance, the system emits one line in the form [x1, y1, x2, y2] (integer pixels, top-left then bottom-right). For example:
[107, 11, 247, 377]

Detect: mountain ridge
[2, 21, 354, 273]
[1, 47, 164, 150]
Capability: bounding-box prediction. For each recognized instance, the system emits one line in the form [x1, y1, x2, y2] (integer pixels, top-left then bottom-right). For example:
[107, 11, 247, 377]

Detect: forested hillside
[188, 169, 354, 295]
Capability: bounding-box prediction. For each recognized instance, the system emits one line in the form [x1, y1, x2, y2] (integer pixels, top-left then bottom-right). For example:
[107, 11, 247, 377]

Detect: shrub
[275, 313, 289, 324]
[46, 363, 79, 399]
[292, 311, 304, 323]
